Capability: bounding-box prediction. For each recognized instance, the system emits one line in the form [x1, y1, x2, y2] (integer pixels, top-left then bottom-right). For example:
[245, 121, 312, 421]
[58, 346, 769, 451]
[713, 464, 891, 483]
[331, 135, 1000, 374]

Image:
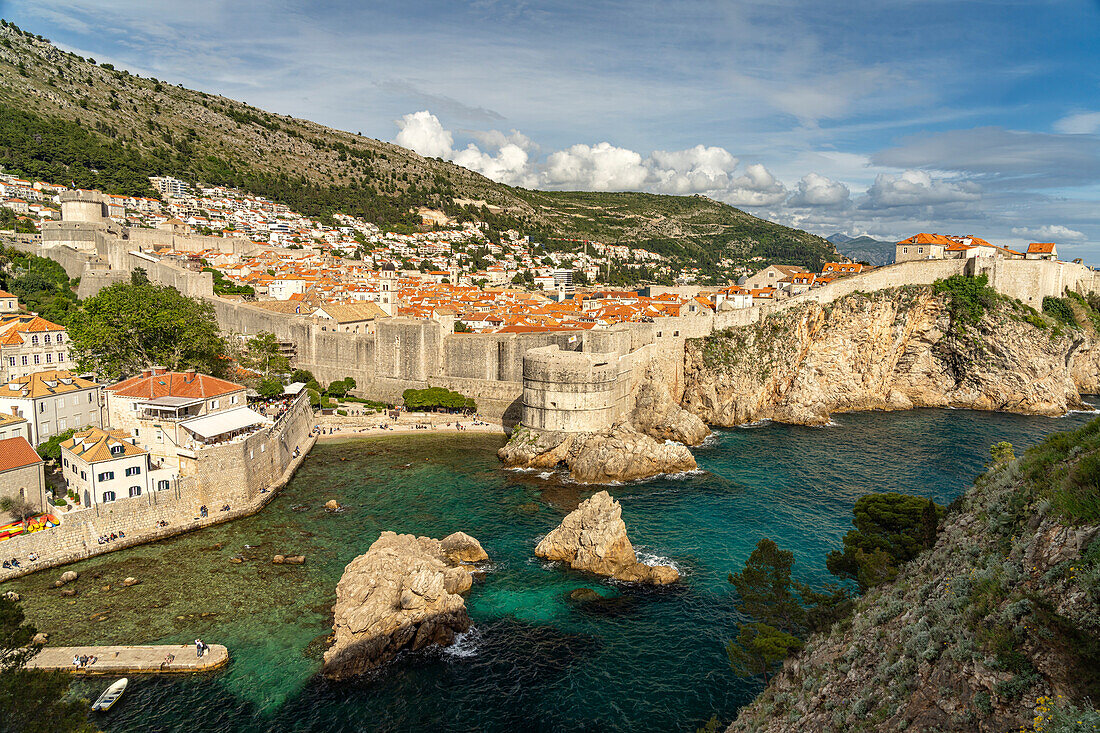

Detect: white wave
[444, 628, 481, 658]
[505, 467, 538, 473]
[633, 547, 687, 576]
[809, 419, 840, 428]
[737, 419, 772, 429]
[1064, 404, 1100, 416]
[537, 471, 554, 480]
[663, 439, 684, 446]
[699, 432, 720, 448]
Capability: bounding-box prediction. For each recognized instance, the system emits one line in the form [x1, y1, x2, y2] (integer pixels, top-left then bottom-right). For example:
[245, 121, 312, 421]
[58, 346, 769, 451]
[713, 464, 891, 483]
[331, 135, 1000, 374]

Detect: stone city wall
[520, 344, 639, 432]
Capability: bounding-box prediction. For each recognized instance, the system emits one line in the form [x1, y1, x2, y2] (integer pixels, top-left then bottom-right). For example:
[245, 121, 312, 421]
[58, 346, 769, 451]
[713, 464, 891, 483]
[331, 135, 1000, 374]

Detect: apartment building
[60, 427, 168, 507]
[0, 370, 103, 445]
[0, 314, 76, 382]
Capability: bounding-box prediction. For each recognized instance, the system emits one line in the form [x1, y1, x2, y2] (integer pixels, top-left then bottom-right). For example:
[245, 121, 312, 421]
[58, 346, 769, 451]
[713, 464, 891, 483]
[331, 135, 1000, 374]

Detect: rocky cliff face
[684, 288, 1099, 427]
[499, 361, 709, 482]
[535, 490, 679, 584]
[322, 530, 488, 680]
[726, 423, 1100, 732]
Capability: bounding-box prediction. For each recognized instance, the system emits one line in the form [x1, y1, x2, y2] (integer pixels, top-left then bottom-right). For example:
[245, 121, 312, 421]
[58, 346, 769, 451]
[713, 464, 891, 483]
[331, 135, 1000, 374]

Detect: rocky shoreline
[683, 288, 1100, 428]
[499, 363, 709, 483]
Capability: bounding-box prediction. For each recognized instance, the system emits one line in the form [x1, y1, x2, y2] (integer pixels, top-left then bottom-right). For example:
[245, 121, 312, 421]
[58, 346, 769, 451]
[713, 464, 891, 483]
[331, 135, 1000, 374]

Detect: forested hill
[0, 21, 837, 274]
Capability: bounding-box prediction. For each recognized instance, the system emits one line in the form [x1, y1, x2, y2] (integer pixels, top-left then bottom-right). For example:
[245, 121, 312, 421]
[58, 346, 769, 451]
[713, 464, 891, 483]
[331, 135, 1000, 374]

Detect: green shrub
[933, 274, 997, 329]
[1042, 297, 1078, 328]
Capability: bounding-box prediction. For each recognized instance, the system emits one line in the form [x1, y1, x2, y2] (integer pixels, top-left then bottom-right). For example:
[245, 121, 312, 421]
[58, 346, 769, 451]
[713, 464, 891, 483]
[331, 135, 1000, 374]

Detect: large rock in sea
[535, 491, 678, 585]
[322, 530, 488, 680]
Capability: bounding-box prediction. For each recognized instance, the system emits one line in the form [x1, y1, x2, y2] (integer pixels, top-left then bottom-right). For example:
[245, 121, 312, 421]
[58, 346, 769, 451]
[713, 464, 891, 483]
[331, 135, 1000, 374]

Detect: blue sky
[4, 0, 1100, 258]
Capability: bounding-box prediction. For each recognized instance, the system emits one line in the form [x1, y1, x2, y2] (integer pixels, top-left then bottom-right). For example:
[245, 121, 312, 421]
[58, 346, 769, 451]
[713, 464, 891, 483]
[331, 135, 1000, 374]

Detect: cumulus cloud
[1010, 224, 1086, 241]
[467, 128, 539, 154]
[723, 164, 789, 206]
[394, 110, 453, 159]
[864, 170, 981, 208]
[451, 143, 538, 188]
[1053, 111, 1100, 135]
[787, 173, 850, 207]
[542, 142, 650, 190]
[649, 145, 739, 194]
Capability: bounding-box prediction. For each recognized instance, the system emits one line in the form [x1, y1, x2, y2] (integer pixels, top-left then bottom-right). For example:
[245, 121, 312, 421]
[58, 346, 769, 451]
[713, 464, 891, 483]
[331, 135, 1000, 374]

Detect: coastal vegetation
[67, 269, 228, 380]
[725, 419, 1100, 731]
[402, 386, 476, 413]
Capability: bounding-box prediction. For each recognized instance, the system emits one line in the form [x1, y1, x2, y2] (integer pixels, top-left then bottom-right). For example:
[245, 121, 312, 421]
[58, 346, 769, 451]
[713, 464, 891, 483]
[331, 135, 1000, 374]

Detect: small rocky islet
[325, 492, 676, 677]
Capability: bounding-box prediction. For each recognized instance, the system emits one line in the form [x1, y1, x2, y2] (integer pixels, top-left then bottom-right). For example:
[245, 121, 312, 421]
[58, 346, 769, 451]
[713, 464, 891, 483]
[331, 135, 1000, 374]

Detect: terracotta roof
[0, 411, 27, 428]
[61, 427, 146, 464]
[1027, 242, 1056, 254]
[2, 370, 97, 399]
[0, 290, 15, 298]
[107, 370, 244, 400]
[0, 436, 41, 472]
[0, 315, 65, 345]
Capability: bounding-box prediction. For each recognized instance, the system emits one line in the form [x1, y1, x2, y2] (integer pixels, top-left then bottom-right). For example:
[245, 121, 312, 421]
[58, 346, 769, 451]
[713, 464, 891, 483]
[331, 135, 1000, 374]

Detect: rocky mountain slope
[682, 284, 1100, 427]
[727, 416, 1100, 732]
[0, 21, 836, 272]
[828, 234, 898, 266]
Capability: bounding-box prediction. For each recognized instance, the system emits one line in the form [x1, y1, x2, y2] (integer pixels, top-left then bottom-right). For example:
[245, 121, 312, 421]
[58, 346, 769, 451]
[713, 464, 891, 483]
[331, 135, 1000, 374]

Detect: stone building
[0, 370, 103, 446]
[0, 436, 47, 513]
[60, 427, 174, 507]
[0, 314, 76, 382]
[741, 264, 809, 291]
[104, 368, 251, 471]
[0, 410, 29, 441]
[520, 345, 634, 432]
[0, 289, 17, 314]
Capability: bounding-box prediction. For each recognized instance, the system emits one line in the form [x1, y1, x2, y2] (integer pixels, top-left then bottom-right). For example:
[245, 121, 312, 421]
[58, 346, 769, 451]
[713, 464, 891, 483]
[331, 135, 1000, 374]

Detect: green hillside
[0, 20, 837, 276]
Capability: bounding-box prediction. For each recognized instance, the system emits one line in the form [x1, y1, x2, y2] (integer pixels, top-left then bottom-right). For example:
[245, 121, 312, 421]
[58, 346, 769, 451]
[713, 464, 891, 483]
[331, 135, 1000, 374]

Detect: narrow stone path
[27, 644, 228, 674]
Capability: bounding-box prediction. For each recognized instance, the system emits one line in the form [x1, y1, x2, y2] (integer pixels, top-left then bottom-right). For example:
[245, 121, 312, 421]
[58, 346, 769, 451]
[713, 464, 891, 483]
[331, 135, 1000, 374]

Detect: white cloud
[451, 143, 538, 188]
[394, 110, 453, 159]
[1010, 224, 1086, 241]
[467, 128, 539, 154]
[1053, 111, 1100, 135]
[787, 173, 850, 207]
[649, 145, 739, 194]
[723, 164, 788, 206]
[865, 170, 981, 208]
[542, 142, 650, 190]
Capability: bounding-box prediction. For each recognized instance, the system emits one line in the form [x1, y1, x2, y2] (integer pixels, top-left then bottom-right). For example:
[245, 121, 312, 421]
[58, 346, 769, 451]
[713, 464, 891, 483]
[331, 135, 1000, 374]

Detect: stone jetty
[27, 644, 229, 674]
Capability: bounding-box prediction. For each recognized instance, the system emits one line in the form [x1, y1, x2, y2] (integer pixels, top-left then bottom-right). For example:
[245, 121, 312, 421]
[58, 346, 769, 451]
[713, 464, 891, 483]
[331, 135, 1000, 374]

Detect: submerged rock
[323, 530, 488, 680]
[325, 499, 340, 511]
[567, 587, 601, 603]
[54, 570, 78, 587]
[535, 491, 679, 585]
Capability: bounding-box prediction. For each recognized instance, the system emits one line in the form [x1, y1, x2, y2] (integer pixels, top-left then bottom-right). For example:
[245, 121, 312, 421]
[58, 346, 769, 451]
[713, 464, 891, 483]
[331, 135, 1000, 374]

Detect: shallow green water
[7, 406, 1098, 732]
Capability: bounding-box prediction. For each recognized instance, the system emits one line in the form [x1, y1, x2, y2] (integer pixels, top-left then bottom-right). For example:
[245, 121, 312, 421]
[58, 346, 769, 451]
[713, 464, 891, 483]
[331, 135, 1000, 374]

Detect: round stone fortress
[521, 345, 632, 433]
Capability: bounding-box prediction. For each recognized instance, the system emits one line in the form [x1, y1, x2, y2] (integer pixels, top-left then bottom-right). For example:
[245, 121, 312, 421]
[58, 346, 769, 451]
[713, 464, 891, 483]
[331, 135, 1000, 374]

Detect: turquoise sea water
[7, 405, 1098, 732]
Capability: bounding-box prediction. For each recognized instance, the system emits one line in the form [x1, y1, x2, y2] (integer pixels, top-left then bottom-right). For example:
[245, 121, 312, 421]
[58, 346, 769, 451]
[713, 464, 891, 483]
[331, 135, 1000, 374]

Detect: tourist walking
[195, 638, 204, 657]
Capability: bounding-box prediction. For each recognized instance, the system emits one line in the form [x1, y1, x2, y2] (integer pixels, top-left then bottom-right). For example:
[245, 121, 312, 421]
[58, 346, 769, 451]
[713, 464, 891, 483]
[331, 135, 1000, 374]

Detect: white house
[60, 427, 175, 507]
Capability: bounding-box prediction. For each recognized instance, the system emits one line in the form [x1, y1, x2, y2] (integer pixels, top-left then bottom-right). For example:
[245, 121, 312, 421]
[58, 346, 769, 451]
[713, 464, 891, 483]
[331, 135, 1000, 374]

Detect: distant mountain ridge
[828, 233, 897, 266]
[0, 21, 838, 277]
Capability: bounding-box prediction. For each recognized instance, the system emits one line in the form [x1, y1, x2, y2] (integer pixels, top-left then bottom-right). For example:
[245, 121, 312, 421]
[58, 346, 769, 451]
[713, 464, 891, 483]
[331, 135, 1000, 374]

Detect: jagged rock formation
[499, 364, 708, 482]
[684, 288, 1100, 427]
[535, 491, 679, 584]
[727, 418, 1100, 732]
[322, 530, 488, 680]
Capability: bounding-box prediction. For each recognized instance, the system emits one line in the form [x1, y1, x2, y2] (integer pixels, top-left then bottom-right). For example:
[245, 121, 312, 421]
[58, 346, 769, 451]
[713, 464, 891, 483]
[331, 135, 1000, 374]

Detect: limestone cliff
[727, 417, 1100, 732]
[683, 287, 1099, 427]
[535, 490, 679, 584]
[322, 530, 488, 680]
[499, 362, 709, 482]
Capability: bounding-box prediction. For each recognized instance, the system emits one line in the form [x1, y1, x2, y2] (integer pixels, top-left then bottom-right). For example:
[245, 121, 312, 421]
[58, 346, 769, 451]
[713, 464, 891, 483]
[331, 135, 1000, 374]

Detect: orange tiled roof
[2, 370, 97, 399]
[1027, 242, 1056, 254]
[107, 369, 244, 400]
[0, 436, 41, 472]
[61, 427, 146, 464]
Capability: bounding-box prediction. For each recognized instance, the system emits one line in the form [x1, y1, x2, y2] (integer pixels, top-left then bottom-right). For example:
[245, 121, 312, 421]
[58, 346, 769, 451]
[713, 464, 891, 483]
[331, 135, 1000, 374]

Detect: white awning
[180, 407, 269, 440]
[283, 382, 306, 395]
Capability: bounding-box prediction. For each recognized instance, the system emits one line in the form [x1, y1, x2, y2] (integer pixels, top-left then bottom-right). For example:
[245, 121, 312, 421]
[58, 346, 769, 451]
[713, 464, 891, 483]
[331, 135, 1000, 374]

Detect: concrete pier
[27, 644, 229, 674]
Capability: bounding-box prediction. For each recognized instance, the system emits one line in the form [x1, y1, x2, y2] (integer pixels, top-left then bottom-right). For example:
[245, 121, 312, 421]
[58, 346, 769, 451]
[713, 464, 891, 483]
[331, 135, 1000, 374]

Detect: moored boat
[91, 678, 128, 712]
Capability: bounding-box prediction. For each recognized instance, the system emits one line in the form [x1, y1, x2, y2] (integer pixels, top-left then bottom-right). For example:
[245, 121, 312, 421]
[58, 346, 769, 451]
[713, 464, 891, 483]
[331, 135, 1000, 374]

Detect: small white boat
[91, 678, 128, 712]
